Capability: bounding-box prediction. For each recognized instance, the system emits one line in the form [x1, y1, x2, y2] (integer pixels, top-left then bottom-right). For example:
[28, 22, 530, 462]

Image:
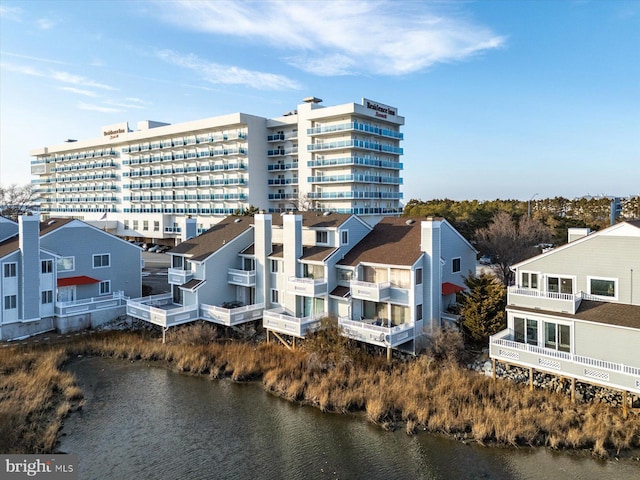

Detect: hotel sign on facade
[363, 98, 397, 119]
[101, 122, 130, 140]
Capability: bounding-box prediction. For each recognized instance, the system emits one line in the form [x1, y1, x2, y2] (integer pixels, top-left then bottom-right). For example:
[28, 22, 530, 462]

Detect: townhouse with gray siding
[0, 215, 142, 340]
[490, 221, 640, 396]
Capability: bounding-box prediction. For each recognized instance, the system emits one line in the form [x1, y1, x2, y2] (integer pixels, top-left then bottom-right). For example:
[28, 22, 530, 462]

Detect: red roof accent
[57, 275, 101, 287]
[442, 282, 465, 296]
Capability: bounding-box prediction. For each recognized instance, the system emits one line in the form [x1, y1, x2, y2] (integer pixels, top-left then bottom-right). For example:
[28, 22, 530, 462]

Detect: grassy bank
[1, 324, 639, 458]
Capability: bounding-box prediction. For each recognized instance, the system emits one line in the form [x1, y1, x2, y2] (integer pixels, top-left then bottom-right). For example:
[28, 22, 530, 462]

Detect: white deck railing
[55, 291, 128, 316]
[200, 302, 264, 326]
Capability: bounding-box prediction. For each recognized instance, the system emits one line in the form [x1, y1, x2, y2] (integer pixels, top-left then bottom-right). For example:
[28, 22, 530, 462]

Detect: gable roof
[170, 216, 253, 261]
[512, 220, 640, 270]
[0, 217, 77, 259]
[339, 217, 426, 267]
[271, 211, 352, 229]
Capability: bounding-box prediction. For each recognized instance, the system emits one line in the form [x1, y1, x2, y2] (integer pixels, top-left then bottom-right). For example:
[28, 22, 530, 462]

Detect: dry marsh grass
[1, 324, 638, 458]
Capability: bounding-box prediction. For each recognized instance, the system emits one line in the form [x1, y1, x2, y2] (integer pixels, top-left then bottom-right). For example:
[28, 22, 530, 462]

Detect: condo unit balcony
[307, 191, 403, 200]
[268, 193, 297, 200]
[507, 286, 582, 314]
[287, 276, 328, 297]
[349, 280, 391, 301]
[267, 162, 298, 171]
[168, 267, 194, 284]
[307, 121, 404, 139]
[267, 133, 285, 142]
[126, 294, 199, 328]
[307, 174, 402, 185]
[267, 178, 298, 185]
[307, 156, 403, 170]
[200, 302, 265, 327]
[55, 291, 128, 317]
[262, 307, 325, 338]
[268, 147, 298, 157]
[490, 329, 640, 394]
[307, 140, 403, 155]
[227, 268, 256, 287]
[338, 317, 414, 348]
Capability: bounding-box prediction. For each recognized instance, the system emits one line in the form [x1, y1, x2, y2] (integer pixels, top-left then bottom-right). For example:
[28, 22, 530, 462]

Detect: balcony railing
[168, 268, 194, 284]
[490, 329, 640, 394]
[508, 287, 582, 314]
[338, 317, 414, 347]
[126, 294, 199, 328]
[287, 276, 328, 297]
[227, 268, 256, 287]
[308, 174, 402, 185]
[262, 308, 324, 338]
[200, 302, 264, 326]
[350, 280, 390, 301]
[55, 291, 128, 317]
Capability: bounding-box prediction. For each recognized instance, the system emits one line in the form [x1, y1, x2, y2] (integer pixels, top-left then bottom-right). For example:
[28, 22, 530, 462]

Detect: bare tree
[476, 211, 551, 284]
[0, 184, 37, 221]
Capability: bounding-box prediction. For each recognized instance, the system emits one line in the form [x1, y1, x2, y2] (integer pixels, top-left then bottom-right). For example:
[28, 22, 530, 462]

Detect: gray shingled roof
[170, 216, 253, 261]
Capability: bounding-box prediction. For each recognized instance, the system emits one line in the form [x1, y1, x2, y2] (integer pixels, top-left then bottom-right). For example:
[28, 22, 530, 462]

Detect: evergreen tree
[459, 273, 507, 344]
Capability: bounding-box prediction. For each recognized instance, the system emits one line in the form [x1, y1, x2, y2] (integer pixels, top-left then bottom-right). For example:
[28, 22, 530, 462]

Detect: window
[4, 295, 17, 310]
[133, 220, 139, 230]
[544, 322, 571, 352]
[3, 263, 17, 278]
[41, 290, 53, 304]
[154, 221, 160, 232]
[270, 259, 279, 273]
[589, 277, 617, 299]
[416, 304, 423, 321]
[390, 268, 410, 288]
[93, 254, 110, 268]
[547, 276, 573, 294]
[338, 269, 353, 282]
[521, 272, 538, 289]
[143, 220, 149, 231]
[270, 289, 279, 304]
[57, 257, 74, 271]
[341, 230, 349, 245]
[124, 220, 129, 230]
[316, 230, 328, 244]
[452, 258, 461, 273]
[41, 260, 53, 274]
[415, 268, 423, 285]
[99, 280, 111, 295]
[513, 317, 538, 345]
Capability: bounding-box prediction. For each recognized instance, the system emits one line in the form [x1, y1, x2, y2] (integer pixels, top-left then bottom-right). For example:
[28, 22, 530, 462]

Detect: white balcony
[287, 276, 328, 297]
[507, 286, 582, 314]
[168, 268, 194, 285]
[338, 317, 414, 348]
[126, 294, 199, 328]
[227, 268, 256, 287]
[349, 280, 391, 301]
[490, 329, 640, 394]
[200, 302, 264, 326]
[55, 291, 128, 317]
[262, 307, 324, 338]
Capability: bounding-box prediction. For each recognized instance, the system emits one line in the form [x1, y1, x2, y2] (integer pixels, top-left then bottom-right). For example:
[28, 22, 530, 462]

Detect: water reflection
[59, 358, 637, 480]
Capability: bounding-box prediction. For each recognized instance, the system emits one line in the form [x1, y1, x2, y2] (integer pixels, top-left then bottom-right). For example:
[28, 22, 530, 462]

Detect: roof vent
[323, 211, 332, 216]
[234, 218, 242, 223]
[405, 219, 415, 225]
[303, 96, 322, 104]
[47, 220, 56, 225]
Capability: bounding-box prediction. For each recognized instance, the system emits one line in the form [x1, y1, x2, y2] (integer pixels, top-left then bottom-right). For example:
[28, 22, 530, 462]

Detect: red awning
[442, 282, 465, 296]
[57, 275, 101, 287]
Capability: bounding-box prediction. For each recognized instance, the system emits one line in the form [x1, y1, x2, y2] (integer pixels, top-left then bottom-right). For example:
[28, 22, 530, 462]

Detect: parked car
[479, 255, 493, 265]
[157, 245, 172, 253]
[147, 244, 162, 253]
[142, 243, 156, 251]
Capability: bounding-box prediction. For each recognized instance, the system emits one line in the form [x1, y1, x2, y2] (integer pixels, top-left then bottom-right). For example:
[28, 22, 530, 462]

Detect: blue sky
[1, 0, 638, 201]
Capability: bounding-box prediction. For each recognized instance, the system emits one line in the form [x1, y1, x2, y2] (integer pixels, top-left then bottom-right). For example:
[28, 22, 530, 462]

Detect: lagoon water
[59, 357, 638, 480]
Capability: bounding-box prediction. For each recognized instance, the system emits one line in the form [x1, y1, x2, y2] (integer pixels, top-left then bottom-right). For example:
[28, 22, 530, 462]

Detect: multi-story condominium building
[126, 213, 477, 354]
[490, 221, 640, 396]
[29, 98, 404, 244]
[0, 215, 141, 340]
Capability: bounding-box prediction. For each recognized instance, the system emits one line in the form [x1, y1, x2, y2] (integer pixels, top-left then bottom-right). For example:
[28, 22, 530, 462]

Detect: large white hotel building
[30, 97, 404, 244]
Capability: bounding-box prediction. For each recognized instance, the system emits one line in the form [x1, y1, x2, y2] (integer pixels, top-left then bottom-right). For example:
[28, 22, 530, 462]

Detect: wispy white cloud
[153, 0, 506, 76]
[0, 51, 69, 65]
[0, 5, 22, 21]
[37, 17, 57, 30]
[1, 62, 116, 91]
[60, 86, 98, 97]
[77, 102, 122, 113]
[155, 49, 301, 90]
[105, 99, 146, 109]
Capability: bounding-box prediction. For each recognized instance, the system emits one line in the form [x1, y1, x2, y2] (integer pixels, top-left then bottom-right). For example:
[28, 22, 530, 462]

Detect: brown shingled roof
[0, 217, 77, 259]
[301, 245, 337, 262]
[270, 211, 351, 228]
[339, 217, 426, 267]
[508, 300, 640, 329]
[170, 216, 253, 261]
